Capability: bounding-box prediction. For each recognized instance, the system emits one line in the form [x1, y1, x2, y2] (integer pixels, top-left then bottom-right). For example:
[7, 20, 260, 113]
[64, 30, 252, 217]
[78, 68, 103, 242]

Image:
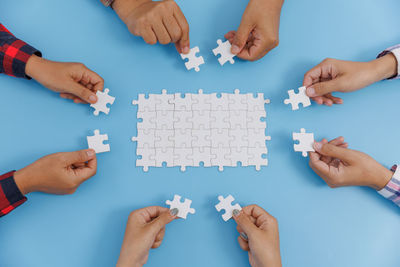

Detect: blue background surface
[1, 0, 400, 266]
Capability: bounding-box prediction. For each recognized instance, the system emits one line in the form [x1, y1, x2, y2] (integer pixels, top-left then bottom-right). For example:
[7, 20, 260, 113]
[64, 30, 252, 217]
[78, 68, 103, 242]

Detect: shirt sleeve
[0, 23, 42, 79]
[0, 171, 27, 217]
[378, 165, 400, 207]
[377, 44, 400, 80]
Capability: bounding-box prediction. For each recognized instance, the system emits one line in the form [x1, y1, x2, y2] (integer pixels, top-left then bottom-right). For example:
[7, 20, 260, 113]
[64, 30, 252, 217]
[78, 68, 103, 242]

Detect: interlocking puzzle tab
[284, 86, 311, 110]
[87, 129, 110, 154]
[215, 195, 242, 222]
[90, 88, 115, 116]
[166, 194, 195, 219]
[132, 89, 271, 172]
[180, 46, 205, 72]
[212, 39, 236, 66]
[293, 128, 315, 157]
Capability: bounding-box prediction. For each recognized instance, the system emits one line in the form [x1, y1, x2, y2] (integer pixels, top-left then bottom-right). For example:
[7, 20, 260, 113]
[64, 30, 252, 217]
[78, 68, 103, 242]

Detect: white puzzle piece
[293, 128, 315, 157]
[166, 194, 196, 219]
[87, 129, 110, 153]
[132, 94, 156, 111]
[132, 89, 271, 171]
[212, 39, 236, 66]
[90, 88, 115, 116]
[136, 144, 155, 172]
[180, 47, 205, 72]
[284, 86, 311, 110]
[215, 195, 242, 221]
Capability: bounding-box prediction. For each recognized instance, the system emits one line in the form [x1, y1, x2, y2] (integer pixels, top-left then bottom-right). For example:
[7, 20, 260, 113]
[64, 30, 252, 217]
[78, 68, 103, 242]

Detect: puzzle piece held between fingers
[284, 86, 311, 110]
[87, 129, 110, 154]
[90, 88, 115, 116]
[212, 39, 236, 66]
[180, 46, 205, 72]
[215, 195, 242, 222]
[166, 194, 196, 219]
[293, 128, 315, 157]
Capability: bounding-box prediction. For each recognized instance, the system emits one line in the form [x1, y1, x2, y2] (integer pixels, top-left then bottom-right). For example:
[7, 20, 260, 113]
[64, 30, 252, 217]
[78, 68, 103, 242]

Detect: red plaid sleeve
[0, 23, 41, 79]
[0, 171, 27, 217]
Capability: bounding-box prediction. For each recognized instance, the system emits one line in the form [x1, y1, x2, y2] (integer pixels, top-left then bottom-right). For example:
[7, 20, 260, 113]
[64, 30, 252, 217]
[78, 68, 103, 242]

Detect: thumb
[313, 142, 356, 164]
[63, 149, 96, 165]
[70, 82, 98, 104]
[233, 209, 258, 237]
[149, 210, 176, 233]
[231, 19, 253, 54]
[306, 79, 342, 97]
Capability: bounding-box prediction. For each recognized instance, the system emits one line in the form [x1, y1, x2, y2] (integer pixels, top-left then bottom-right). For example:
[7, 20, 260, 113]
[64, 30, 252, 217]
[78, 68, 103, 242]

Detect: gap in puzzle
[132, 89, 271, 172]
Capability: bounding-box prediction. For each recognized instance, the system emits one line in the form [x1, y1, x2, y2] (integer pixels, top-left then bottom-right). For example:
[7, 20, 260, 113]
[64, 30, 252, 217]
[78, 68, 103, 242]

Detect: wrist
[25, 54, 46, 81]
[371, 53, 397, 81]
[112, 0, 148, 21]
[13, 168, 33, 195]
[372, 167, 393, 191]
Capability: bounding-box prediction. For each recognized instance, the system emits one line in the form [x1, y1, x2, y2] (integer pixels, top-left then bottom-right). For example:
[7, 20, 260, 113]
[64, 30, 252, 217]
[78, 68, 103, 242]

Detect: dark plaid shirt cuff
[0, 23, 42, 79]
[0, 171, 27, 217]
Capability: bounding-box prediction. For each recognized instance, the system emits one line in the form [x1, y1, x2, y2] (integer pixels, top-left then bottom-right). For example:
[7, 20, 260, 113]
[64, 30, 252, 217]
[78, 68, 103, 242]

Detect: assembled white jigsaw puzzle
[87, 129, 110, 154]
[215, 195, 242, 222]
[212, 39, 236, 66]
[166, 194, 195, 219]
[90, 88, 115, 116]
[180, 46, 205, 72]
[293, 128, 315, 157]
[284, 86, 311, 110]
[132, 89, 271, 172]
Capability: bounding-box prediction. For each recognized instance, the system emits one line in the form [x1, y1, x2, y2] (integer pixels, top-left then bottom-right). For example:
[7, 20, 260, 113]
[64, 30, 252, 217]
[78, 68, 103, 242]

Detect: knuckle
[159, 37, 171, 45]
[267, 36, 279, 48]
[145, 37, 157, 45]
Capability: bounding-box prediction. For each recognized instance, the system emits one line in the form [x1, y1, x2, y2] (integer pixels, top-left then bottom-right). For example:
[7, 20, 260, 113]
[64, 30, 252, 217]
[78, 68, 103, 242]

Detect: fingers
[237, 236, 250, 251]
[173, 5, 190, 53]
[163, 16, 181, 43]
[306, 79, 342, 98]
[231, 17, 253, 55]
[83, 68, 104, 94]
[147, 208, 176, 234]
[152, 19, 171, 45]
[152, 227, 166, 248]
[141, 26, 157, 45]
[69, 82, 98, 104]
[63, 149, 96, 165]
[313, 142, 356, 164]
[233, 209, 258, 238]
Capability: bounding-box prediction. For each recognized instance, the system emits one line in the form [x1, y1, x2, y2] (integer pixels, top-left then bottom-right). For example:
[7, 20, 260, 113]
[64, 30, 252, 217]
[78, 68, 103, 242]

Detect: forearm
[371, 53, 397, 81]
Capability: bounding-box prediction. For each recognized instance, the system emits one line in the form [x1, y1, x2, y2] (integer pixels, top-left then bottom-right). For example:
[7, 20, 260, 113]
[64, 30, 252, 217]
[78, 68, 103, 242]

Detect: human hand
[117, 206, 177, 267]
[13, 149, 97, 195]
[303, 54, 397, 106]
[309, 137, 393, 190]
[225, 0, 283, 61]
[233, 205, 281, 267]
[113, 0, 190, 54]
[25, 55, 104, 104]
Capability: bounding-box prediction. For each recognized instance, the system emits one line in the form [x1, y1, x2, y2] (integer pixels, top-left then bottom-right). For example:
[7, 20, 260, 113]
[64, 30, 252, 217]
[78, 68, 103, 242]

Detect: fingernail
[240, 232, 248, 241]
[89, 95, 97, 103]
[307, 87, 316, 97]
[232, 209, 241, 217]
[231, 45, 240, 54]
[313, 142, 322, 151]
[170, 208, 178, 216]
[183, 46, 190, 54]
[87, 149, 95, 157]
